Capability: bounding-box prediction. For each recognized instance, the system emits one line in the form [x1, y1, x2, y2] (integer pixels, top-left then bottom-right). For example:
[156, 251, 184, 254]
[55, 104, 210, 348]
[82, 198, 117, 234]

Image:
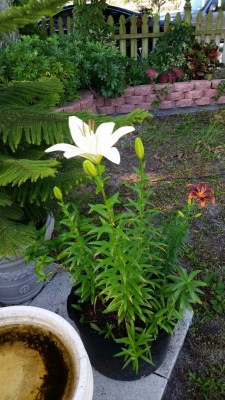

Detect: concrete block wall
[56, 80, 225, 115]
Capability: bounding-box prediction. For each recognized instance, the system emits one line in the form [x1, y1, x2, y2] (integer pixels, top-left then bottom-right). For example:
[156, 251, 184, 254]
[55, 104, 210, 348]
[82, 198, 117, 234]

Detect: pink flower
[159, 69, 177, 84]
[187, 182, 215, 207]
[171, 67, 184, 80]
[145, 68, 158, 83]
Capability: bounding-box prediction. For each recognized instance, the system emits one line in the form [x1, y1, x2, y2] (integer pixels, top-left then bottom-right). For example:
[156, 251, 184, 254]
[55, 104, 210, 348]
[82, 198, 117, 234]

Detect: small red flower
[187, 182, 215, 207]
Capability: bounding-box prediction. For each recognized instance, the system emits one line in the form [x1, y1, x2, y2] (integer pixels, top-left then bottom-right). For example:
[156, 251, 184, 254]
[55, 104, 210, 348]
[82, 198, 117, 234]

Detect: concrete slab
[155, 309, 193, 380]
[92, 370, 167, 400]
[2, 272, 193, 400]
[29, 271, 73, 325]
[151, 103, 225, 117]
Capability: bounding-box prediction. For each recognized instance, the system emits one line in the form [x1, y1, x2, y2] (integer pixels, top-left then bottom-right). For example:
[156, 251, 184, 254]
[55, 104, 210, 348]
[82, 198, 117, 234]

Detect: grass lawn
[111, 108, 225, 400]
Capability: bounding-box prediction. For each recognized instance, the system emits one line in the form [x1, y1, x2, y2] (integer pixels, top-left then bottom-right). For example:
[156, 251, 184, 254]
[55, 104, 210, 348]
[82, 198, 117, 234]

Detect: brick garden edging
[56, 80, 225, 115]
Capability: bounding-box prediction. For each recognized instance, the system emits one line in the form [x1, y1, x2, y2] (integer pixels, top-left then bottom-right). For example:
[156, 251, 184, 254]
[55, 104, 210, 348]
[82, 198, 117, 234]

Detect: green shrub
[148, 22, 195, 72]
[82, 41, 127, 98]
[0, 34, 83, 105]
[124, 58, 149, 86]
[72, 0, 114, 44]
[0, 33, 128, 101]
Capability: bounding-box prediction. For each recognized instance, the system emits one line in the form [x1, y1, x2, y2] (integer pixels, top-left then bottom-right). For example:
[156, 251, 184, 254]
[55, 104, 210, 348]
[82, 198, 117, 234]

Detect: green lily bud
[135, 137, 144, 160]
[194, 213, 202, 218]
[178, 211, 185, 218]
[53, 186, 63, 200]
[83, 160, 97, 178]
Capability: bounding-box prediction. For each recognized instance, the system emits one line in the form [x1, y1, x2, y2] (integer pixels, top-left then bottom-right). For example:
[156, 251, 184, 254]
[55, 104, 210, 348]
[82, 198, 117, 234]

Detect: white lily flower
[45, 116, 135, 164]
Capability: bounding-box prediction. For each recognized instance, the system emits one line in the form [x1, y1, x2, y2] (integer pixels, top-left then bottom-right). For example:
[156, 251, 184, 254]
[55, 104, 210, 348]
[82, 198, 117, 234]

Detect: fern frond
[0, 77, 64, 109]
[0, 216, 37, 258]
[0, 206, 24, 221]
[0, 108, 149, 152]
[70, 109, 151, 130]
[0, 189, 12, 207]
[0, 109, 70, 151]
[11, 158, 86, 206]
[0, 154, 59, 186]
[0, 0, 66, 35]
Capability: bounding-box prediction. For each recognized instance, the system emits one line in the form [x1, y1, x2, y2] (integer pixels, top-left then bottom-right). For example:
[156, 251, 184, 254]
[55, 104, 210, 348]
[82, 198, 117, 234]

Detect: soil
[0, 324, 71, 400]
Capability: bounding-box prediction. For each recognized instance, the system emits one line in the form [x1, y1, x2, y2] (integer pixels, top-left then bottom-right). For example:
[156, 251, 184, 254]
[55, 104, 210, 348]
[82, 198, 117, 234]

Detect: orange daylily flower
[187, 182, 215, 208]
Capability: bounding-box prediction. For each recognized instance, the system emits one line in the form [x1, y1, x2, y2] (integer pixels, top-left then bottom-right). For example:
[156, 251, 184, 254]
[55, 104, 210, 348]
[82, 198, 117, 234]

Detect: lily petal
[200, 199, 206, 207]
[187, 183, 197, 190]
[69, 116, 91, 152]
[95, 122, 115, 153]
[102, 147, 121, 164]
[109, 126, 135, 147]
[45, 143, 81, 155]
[197, 183, 206, 191]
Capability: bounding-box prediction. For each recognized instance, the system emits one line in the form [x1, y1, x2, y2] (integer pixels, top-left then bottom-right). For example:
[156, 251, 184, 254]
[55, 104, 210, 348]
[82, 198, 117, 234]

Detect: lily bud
[178, 211, 185, 218]
[194, 213, 202, 218]
[53, 186, 63, 200]
[83, 160, 97, 178]
[187, 198, 192, 207]
[135, 137, 144, 160]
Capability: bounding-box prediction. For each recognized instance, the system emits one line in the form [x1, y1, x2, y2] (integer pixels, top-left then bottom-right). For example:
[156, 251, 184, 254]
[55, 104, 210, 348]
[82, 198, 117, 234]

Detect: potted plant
[31, 116, 215, 379]
[0, 305, 93, 399]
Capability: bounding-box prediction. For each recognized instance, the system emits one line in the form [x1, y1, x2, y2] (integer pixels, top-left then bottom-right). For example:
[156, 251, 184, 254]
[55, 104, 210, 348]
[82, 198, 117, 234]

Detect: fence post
[119, 15, 127, 57]
[152, 14, 160, 51]
[164, 13, 171, 32]
[205, 11, 213, 43]
[195, 11, 203, 42]
[58, 17, 64, 35]
[130, 15, 138, 60]
[216, 9, 224, 62]
[67, 17, 73, 34]
[141, 15, 149, 59]
[49, 17, 55, 35]
[184, 0, 192, 25]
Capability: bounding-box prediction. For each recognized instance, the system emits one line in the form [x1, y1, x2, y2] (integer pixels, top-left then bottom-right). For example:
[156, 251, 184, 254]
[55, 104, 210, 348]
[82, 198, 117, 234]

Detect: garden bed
[56, 80, 225, 115]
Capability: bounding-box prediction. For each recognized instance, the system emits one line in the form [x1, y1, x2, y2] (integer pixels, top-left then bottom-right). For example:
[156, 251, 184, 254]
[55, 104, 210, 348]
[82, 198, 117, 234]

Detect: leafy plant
[84, 41, 127, 98]
[148, 22, 195, 73]
[158, 67, 184, 83]
[30, 117, 210, 373]
[202, 269, 225, 314]
[0, 34, 81, 105]
[0, 77, 86, 257]
[124, 58, 149, 86]
[72, 0, 114, 44]
[0, 0, 66, 38]
[0, 33, 128, 101]
[214, 79, 225, 100]
[184, 40, 223, 80]
[188, 366, 225, 400]
[151, 83, 171, 108]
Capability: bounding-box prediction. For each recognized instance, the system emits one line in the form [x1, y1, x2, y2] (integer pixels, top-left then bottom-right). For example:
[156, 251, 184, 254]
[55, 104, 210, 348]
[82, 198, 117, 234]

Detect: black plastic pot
[67, 289, 171, 381]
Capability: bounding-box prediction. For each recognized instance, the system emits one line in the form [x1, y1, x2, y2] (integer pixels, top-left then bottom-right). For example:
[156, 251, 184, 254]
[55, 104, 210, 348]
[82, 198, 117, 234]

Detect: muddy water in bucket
[0, 324, 76, 400]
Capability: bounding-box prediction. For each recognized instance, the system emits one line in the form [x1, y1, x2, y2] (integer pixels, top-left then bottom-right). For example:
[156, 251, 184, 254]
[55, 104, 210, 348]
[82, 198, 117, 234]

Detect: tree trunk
[0, 0, 19, 46]
[0, 0, 13, 13]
